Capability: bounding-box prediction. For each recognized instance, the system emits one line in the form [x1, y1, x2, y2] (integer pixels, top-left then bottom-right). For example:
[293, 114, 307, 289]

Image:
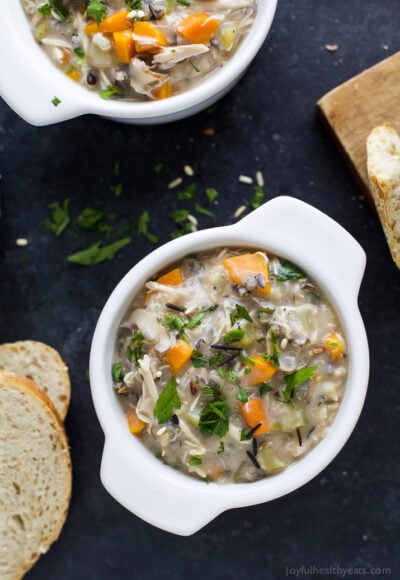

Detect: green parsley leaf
[194, 203, 215, 218]
[188, 456, 202, 466]
[208, 353, 224, 366]
[51, 96, 61, 107]
[282, 366, 318, 404]
[67, 237, 131, 266]
[73, 47, 85, 65]
[87, 0, 107, 23]
[111, 183, 123, 198]
[205, 187, 219, 202]
[264, 330, 280, 366]
[224, 328, 244, 344]
[259, 383, 274, 396]
[251, 185, 265, 209]
[154, 162, 164, 174]
[170, 208, 189, 223]
[186, 312, 206, 329]
[177, 0, 191, 5]
[125, 0, 142, 9]
[154, 377, 181, 424]
[136, 210, 159, 244]
[170, 222, 193, 239]
[98, 84, 122, 100]
[45, 198, 71, 236]
[236, 387, 248, 403]
[112, 362, 124, 382]
[240, 427, 250, 441]
[216, 368, 225, 379]
[230, 303, 253, 326]
[75, 207, 104, 230]
[126, 331, 144, 366]
[273, 262, 305, 282]
[177, 182, 196, 200]
[191, 350, 207, 368]
[159, 313, 187, 339]
[38, 4, 51, 15]
[226, 369, 239, 382]
[199, 387, 230, 437]
[217, 441, 225, 454]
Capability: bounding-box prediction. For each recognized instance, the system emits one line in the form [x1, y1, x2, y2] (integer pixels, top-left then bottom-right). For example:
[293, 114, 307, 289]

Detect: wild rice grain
[256, 171, 264, 187]
[239, 175, 253, 184]
[168, 177, 183, 189]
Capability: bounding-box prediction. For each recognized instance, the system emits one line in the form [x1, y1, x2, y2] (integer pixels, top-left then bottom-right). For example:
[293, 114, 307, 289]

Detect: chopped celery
[258, 447, 285, 472]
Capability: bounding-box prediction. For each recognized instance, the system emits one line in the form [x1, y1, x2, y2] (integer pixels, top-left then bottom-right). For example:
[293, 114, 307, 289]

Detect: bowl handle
[100, 438, 225, 536]
[234, 196, 366, 297]
[0, 1, 85, 126]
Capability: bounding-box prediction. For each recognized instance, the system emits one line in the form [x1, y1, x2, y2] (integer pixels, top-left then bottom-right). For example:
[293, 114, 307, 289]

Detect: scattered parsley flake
[75, 207, 104, 230]
[188, 456, 203, 466]
[259, 383, 274, 396]
[236, 388, 249, 403]
[136, 211, 159, 244]
[45, 198, 71, 236]
[154, 377, 181, 424]
[67, 237, 131, 266]
[251, 185, 265, 209]
[224, 328, 244, 344]
[194, 203, 215, 218]
[112, 362, 124, 382]
[205, 187, 219, 202]
[98, 85, 122, 100]
[199, 386, 230, 437]
[282, 366, 318, 404]
[87, 0, 107, 23]
[51, 96, 61, 107]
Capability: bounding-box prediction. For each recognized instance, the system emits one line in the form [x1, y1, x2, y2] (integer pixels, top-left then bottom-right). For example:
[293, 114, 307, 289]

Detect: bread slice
[0, 341, 70, 420]
[0, 371, 72, 580]
[367, 123, 400, 268]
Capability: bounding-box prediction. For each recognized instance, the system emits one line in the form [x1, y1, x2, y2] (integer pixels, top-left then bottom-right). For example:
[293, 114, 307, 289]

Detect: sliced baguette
[0, 371, 72, 580]
[367, 123, 400, 268]
[0, 341, 70, 420]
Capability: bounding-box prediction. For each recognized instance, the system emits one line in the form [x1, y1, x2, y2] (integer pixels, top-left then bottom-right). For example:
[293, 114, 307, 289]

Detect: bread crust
[0, 371, 72, 579]
[0, 341, 71, 419]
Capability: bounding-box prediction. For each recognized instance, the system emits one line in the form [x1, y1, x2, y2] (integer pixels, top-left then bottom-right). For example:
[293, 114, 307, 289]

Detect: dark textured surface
[1, 1, 399, 579]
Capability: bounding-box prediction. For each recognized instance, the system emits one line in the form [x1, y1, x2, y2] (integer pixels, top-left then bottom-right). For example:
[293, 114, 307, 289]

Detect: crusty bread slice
[0, 371, 72, 580]
[0, 341, 70, 420]
[367, 123, 400, 268]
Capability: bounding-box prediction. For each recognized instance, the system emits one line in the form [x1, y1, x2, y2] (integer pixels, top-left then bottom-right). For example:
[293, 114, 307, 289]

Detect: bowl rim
[89, 196, 369, 535]
[0, 0, 278, 124]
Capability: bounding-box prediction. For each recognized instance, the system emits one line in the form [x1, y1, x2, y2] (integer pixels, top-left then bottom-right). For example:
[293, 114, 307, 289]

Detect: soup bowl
[0, 0, 278, 126]
[89, 196, 369, 535]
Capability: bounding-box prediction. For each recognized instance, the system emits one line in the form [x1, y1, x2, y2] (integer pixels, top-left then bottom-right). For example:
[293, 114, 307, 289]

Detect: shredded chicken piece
[136, 355, 159, 423]
[152, 44, 209, 70]
[129, 57, 168, 97]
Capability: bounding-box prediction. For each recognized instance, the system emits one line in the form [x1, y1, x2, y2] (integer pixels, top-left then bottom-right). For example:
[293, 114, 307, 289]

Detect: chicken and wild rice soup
[112, 248, 348, 484]
[21, 1, 257, 101]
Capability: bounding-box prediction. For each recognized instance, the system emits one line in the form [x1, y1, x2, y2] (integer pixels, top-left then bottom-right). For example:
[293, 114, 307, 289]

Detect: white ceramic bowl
[90, 196, 369, 535]
[0, 0, 277, 126]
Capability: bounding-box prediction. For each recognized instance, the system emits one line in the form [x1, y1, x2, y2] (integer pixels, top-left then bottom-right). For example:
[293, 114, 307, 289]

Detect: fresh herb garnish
[230, 303, 253, 326]
[217, 441, 225, 454]
[73, 47, 85, 65]
[186, 312, 206, 328]
[51, 96, 61, 107]
[205, 187, 218, 202]
[67, 237, 131, 266]
[240, 427, 250, 441]
[282, 366, 318, 404]
[98, 84, 122, 100]
[160, 313, 187, 339]
[194, 203, 215, 218]
[177, 0, 191, 5]
[273, 262, 305, 282]
[126, 331, 144, 366]
[112, 362, 124, 382]
[38, 4, 52, 15]
[111, 183, 123, 198]
[224, 328, 245, 344]
[170, 208, 189, 223]
[191, 350, 207, 368]
[208, 352, 225, 366]
[226, 369, 239, 382]
[177, 182, 196, 200]
[87, 0, 107, 23]
[40, 0, 69, 20]
[154, 377, 181, 424]
[259, 383, 274, 396]
[251, 185, 265, 209]
[136, 210, 159, 243]
[264, 330, 280, 366]
[236, 387, 249, 403]
[75, 207, 104, 230]
[188, 456, 203, 466]
[45, 198, 71, 236]
[125, 0, 142, 9]
[199, 386, 230, 437]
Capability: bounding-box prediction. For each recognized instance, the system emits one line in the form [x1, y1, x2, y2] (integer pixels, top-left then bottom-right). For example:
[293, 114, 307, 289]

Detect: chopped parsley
[75, 207, 104, 230]
[39, 0, 69, 20]
[51, 96, 61, 107]
[177, 0, 191, 6]
[272, 262, 305, 282]
[236, 387, 249, 403]
[177, 182, 196, 200]
[154, 377, 181, 424]
[45, 198, 71, 236]
[259, 383, 274, 396]
[98, 85, 122, 100]
[205, 187, 219, 202]
[38, 4, 52, 15]
[170, 208, 189, 223]
[136, 211, 159, 244]
[230, 303, 253, 326]
[87, 0, 107, 24]
[199, 386, 230, 437]
[264, 330, 280, 366]
[224, 328, 245, 344]
[282, 366, 318, 404]
[191, 350, 207, 368]
[188, 456, 203, 466]
[126, 331, 144, 366]
[240, 427, 250, 441]
[111, 183, 123, 198]
[251, 186, 265, 209]
[112, 362, 124, 382]
[67, 237, 131, 266]
[194, 203, 215, 218]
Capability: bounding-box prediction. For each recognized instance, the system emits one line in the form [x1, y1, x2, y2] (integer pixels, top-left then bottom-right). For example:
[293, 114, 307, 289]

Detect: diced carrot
[166, 340, 194, 374]
[84, 10, 131, 34]
[242, 355, 278, 387]
[133, 21, 167, 53]
[240, 398, 270, 435]
[323, 332, 345, 361]
[223, 253, 270, 295]
[54, 48, 71, 68]
[157, 268, 183, 286]
[113, 30, 135, 64]
[65, 66, 81, 82]
[177, 13, 220, 44]
[127, 407, 146, 435]
[145, 268, 183, 304]
[154, 82, 174, 100]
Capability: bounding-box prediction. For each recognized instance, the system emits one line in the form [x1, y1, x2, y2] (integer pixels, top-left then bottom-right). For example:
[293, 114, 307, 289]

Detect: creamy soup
[112, 248, 348, 483]
[21, 0, 257, 101]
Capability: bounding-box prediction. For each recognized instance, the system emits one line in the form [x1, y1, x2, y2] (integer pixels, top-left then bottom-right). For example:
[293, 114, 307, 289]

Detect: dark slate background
[1, 1, 399, 578]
